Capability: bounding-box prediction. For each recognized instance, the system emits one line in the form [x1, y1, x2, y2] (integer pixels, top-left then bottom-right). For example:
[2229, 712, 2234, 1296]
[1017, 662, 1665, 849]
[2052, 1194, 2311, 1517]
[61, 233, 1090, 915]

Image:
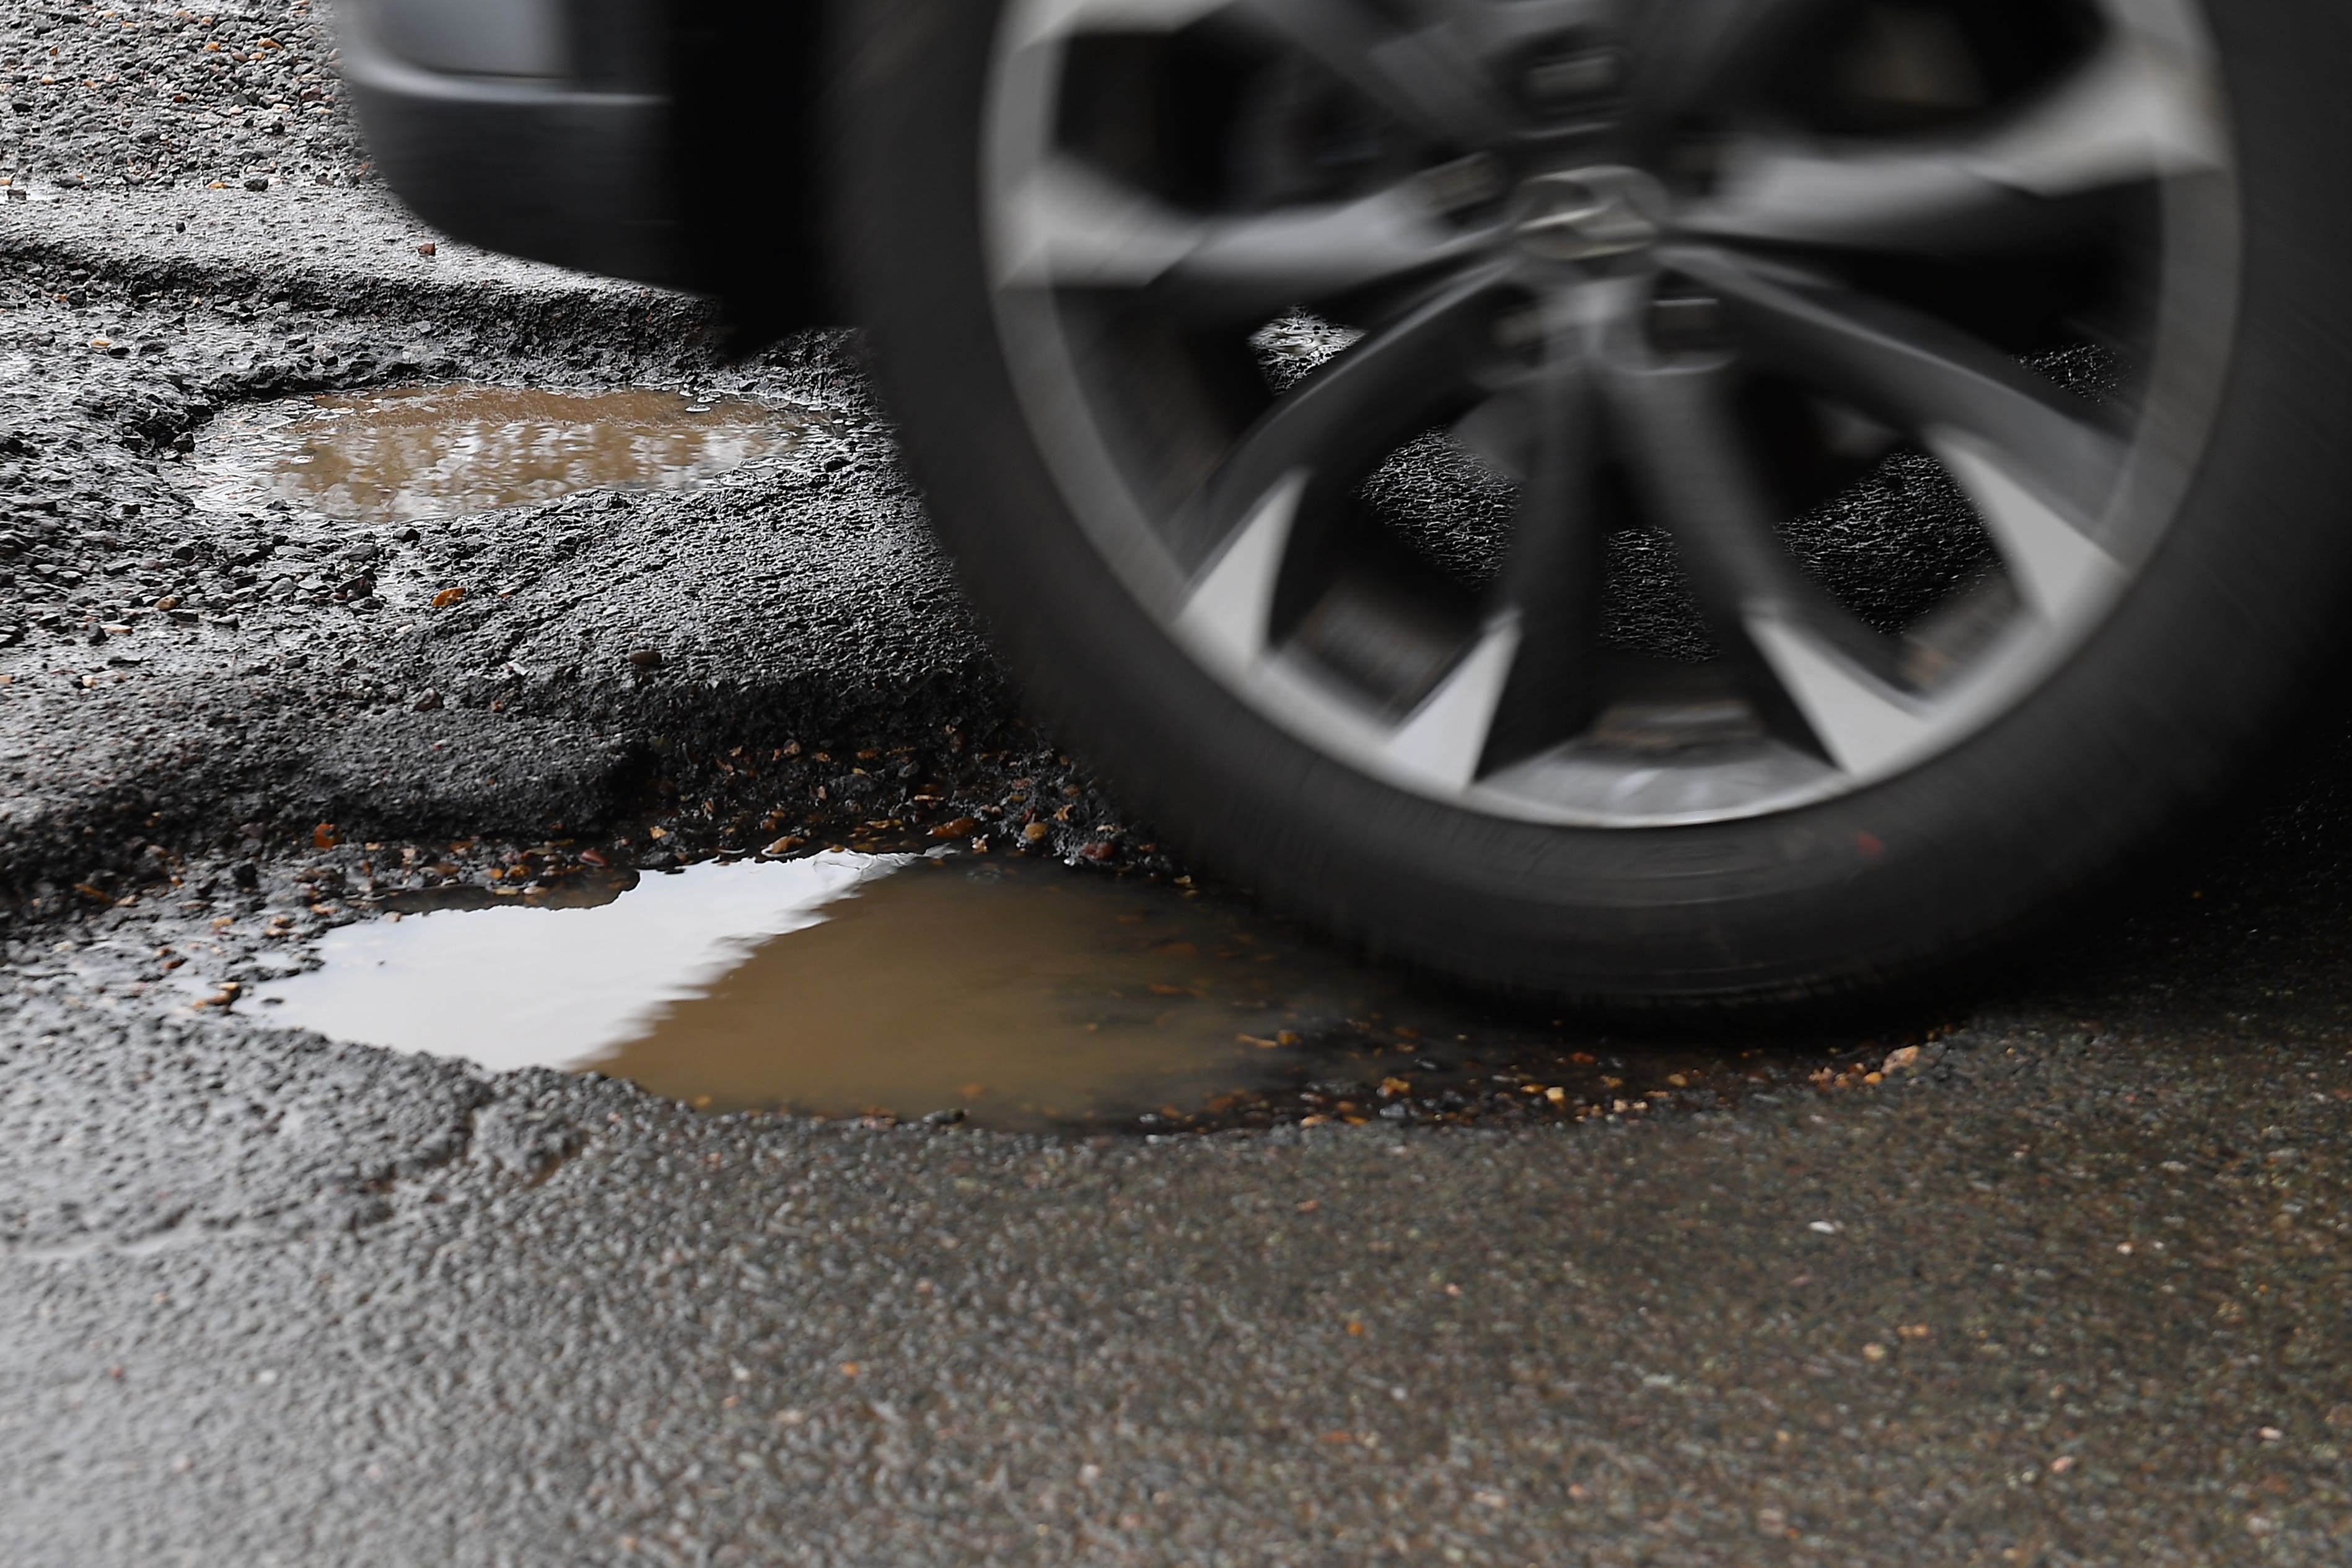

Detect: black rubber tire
[826, 0, 2352, 1007]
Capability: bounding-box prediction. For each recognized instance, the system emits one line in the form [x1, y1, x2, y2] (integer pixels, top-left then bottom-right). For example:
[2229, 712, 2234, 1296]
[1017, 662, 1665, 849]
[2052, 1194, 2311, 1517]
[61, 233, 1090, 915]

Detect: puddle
[191, 383, 802, 519]
[244, 854, 1836, 1133]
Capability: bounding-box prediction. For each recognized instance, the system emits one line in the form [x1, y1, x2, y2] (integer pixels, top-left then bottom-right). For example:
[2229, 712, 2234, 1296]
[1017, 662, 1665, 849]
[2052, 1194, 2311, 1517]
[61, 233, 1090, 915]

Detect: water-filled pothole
[248, 853, 1836, 1132]
[191, 383, 803, 519]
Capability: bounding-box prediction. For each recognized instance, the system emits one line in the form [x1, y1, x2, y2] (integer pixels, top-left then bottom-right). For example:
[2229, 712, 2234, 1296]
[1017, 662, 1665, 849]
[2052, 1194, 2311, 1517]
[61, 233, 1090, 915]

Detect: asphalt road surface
[3, 6, 2349, 1565]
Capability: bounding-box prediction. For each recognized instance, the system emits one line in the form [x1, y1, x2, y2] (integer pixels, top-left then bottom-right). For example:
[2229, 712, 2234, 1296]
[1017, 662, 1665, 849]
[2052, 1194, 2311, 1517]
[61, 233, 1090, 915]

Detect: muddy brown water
[191, 383, 801, 519]
[246, 853, 1843, 1133]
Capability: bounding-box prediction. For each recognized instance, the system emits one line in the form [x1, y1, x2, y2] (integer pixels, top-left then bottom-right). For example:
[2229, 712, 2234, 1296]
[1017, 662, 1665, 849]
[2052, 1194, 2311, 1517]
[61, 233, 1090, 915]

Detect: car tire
[828, 0, 2352, 1007]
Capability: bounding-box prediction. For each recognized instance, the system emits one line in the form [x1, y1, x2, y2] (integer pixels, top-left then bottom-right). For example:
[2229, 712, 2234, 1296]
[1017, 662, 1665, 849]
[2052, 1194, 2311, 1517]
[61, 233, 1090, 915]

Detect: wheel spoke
[1376, 341, 1608, 786]
[1015, 0, 1613, 146]
[1175, 269, 1510, 660]
[1176, 473, 1307, 669]
[1740, 610, 1938, 777]
[1006, 0, 1235, 48]
[993, 157, 1491, 318]
[1382, 616, 1525, 788]
[1476, 335, 1611, 768]
[1663, 244, 2126, 615]
[1604, 351, 1924, 770]
[1927, 432, 2124, 621]
[1678, 40, 2224, 253]
[1201, 268, 1508, 529]
[1631, 0, 1843, 119]
[1234, 0, 1519, 146]
[1433, 0, 1618, 59]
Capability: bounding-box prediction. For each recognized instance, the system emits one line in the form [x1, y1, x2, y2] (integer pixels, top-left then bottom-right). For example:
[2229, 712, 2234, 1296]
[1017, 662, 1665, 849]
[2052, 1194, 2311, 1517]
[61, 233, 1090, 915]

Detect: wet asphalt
[4, 4, 2351, 1564]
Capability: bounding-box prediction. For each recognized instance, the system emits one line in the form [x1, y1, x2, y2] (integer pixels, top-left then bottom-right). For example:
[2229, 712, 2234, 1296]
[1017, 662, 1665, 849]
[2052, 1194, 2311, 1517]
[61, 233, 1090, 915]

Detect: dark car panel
[340, 0, 826, 326]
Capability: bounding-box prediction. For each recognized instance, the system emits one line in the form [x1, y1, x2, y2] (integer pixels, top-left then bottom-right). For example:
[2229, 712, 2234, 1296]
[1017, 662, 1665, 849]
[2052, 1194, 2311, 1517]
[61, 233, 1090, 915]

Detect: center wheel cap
[1515, 166, 1667, 261]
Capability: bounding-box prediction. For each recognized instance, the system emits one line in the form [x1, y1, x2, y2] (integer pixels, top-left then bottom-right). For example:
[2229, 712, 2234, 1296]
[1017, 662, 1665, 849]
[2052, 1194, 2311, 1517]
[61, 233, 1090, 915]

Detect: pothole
[242, 852, 1823, 1133]
[189, 383, 805, 519]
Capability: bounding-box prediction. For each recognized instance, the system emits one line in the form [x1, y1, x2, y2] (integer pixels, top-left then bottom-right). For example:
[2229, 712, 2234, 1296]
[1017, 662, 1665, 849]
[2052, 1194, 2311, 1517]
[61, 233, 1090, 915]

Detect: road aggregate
[3, 4, 2350, 1565]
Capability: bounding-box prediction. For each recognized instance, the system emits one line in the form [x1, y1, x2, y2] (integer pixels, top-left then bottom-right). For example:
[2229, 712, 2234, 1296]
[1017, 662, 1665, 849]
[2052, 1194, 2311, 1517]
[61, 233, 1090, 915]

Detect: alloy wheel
[981, 0, 2239, 826]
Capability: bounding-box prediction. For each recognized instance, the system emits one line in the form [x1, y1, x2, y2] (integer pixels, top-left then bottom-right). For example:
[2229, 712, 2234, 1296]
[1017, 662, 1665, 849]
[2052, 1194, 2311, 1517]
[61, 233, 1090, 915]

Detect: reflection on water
[253, 852, 903, 1072]
[192, 383, 802, 519]
[250, 853, 1807, 1132]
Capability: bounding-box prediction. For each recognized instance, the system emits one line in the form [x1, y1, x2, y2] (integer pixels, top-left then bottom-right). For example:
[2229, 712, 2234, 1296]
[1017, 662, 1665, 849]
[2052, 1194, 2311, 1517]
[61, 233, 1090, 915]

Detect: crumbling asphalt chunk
[473, 1085, 588, 1183]
[0, 994, 493, 1252]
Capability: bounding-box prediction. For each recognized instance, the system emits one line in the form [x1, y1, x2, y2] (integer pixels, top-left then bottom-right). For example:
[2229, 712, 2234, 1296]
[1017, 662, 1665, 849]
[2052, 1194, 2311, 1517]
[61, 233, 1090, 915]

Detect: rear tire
[830, 0, 2352, 1005]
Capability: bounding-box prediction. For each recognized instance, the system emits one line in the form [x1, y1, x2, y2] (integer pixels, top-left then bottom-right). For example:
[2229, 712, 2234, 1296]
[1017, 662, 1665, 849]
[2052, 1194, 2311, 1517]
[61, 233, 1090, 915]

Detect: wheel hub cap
[1513, 167, 1666, 263]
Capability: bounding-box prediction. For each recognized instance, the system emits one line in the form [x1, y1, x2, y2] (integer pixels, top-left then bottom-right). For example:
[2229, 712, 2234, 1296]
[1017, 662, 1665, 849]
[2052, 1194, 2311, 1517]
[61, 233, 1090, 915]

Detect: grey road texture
[2, 4, 2349, 1565]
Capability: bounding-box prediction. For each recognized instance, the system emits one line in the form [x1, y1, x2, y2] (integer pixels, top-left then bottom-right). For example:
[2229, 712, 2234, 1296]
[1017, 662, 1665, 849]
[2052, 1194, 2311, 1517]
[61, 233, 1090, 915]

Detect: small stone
[475, 1105, 581, 1178]
[416, 242, 437, 256]
[627, 648, 662, 670]
[922, 1108, 965, 1126]
[410, 690, 442, 712]
[243, 177, 268, 191]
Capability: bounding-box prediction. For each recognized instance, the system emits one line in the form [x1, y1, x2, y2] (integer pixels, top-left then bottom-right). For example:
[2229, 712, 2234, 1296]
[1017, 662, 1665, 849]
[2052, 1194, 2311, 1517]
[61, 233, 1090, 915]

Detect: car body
[339, 0, 824, 331]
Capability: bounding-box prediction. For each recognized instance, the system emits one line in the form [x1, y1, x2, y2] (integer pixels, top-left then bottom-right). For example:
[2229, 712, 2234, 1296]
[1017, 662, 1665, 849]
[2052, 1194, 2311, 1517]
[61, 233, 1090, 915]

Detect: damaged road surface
[3, 5, 2351, 1565]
